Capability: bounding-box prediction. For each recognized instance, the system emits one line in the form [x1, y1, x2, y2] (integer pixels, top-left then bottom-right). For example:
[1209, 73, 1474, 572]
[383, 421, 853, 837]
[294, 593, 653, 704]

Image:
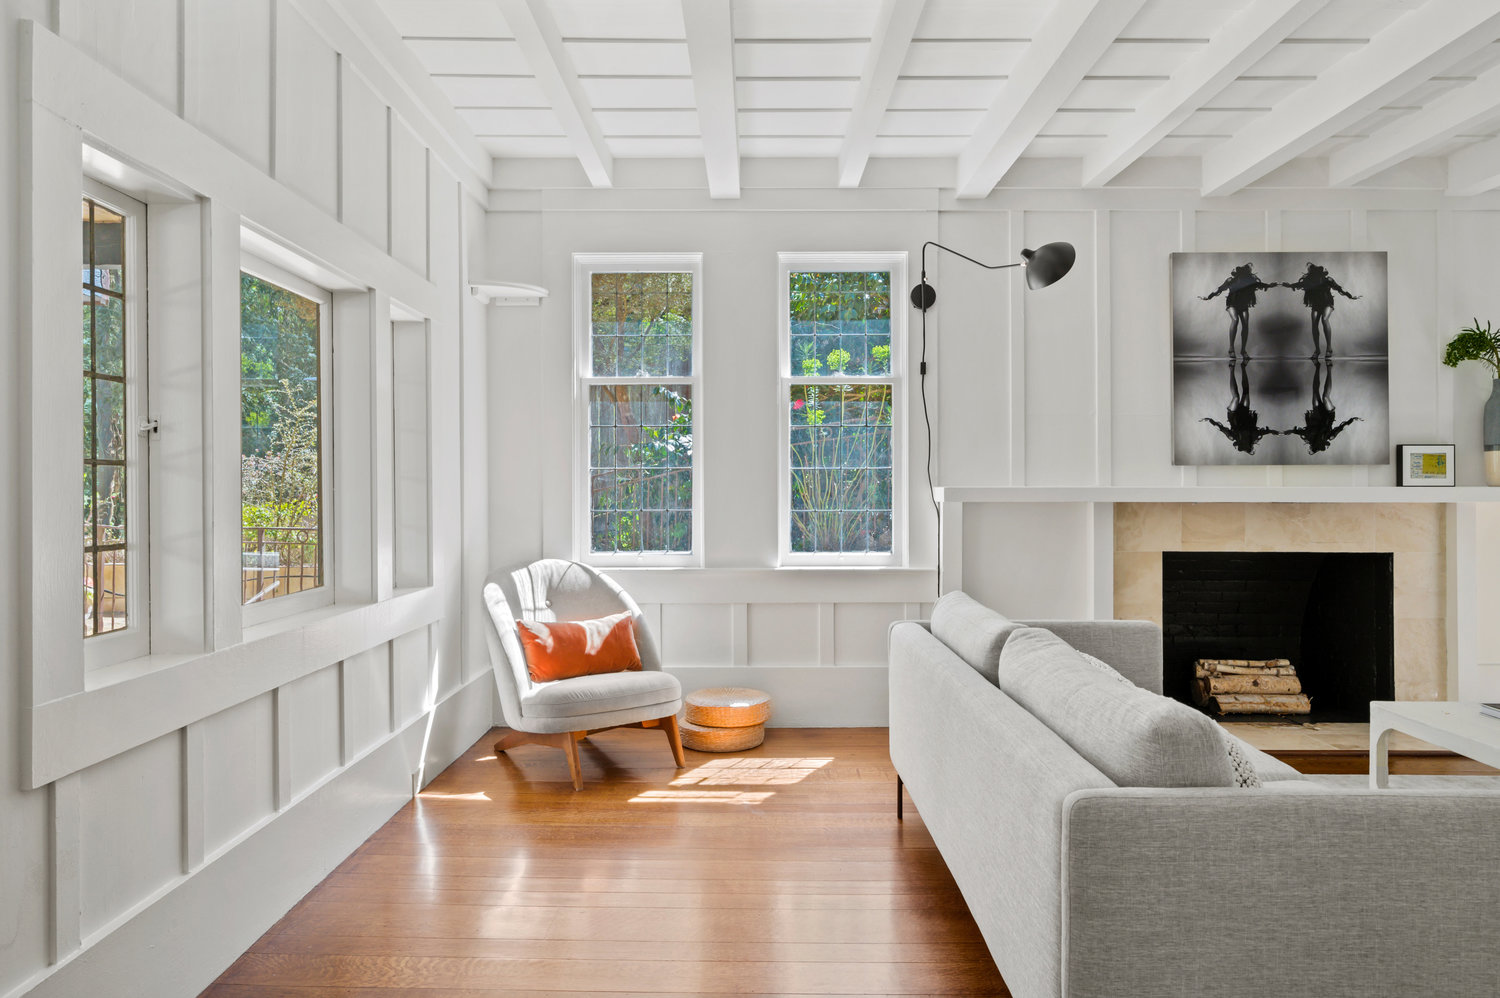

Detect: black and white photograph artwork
[1171, 252, 1389, 466]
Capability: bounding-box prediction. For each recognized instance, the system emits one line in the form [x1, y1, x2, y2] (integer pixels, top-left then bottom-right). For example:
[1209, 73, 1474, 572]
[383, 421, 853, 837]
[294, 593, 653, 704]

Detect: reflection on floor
[200, 727, 1009, 997]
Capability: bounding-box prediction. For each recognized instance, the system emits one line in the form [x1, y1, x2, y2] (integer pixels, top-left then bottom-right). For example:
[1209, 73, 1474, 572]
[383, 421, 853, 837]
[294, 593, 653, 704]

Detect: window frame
[777, 252, 908, 568]
[239, 252, 336, 624]
[572, 253, 705, 568]
[82, 178, 152, 667]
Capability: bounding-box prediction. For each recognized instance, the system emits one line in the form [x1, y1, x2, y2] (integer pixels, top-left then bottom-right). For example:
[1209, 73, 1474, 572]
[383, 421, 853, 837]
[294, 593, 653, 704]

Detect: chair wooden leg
[563, 732, 584, 791]
[661, 713, 687, 768]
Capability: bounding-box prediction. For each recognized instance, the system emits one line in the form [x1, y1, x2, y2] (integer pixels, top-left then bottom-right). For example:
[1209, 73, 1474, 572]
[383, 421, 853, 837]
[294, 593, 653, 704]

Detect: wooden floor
[202, 727, 1010, 997]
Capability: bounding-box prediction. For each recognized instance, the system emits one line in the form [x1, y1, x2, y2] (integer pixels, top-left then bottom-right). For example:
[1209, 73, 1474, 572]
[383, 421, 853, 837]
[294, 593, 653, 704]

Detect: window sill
[30, 587, 441, 788]
[596, 566, 936, 605]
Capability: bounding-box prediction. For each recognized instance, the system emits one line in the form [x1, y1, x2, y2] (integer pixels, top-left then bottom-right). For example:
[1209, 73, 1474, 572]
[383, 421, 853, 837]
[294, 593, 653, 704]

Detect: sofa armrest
[1020, 619, 1162, 694]
[1061, 786, 1500, 998]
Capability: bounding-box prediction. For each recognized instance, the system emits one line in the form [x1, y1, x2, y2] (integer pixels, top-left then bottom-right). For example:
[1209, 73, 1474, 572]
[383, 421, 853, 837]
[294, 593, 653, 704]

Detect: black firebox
[1161, 551, 1394, 723]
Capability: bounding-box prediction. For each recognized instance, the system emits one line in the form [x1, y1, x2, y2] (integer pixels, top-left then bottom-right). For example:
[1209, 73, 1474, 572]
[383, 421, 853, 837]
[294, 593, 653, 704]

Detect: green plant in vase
[1441, 318, 1500, 485]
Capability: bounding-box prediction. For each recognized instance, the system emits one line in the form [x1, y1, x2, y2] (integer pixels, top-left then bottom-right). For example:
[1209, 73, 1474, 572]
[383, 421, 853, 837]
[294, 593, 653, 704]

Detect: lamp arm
[918, 240, 1023, 283]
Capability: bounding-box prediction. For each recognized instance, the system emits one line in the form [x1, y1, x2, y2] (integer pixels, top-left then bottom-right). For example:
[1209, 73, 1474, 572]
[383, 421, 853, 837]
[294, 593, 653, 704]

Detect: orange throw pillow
[514, 611, 642, 682]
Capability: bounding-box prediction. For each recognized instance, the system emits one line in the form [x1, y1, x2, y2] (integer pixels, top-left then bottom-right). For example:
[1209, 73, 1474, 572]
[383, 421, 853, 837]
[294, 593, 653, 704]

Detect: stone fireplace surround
[1114, 502, 1446, 701]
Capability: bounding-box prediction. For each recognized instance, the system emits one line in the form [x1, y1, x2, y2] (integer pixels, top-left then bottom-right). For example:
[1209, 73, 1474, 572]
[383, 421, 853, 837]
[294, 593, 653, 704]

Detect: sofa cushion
[520, 669, 681, 719]
[930, 592, 1023, 685]
[1224, 733, 1306, 782]
[997, 627, 1236, 788]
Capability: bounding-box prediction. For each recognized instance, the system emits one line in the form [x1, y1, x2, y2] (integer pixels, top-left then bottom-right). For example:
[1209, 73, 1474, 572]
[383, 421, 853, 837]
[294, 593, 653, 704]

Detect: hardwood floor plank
[217, 953, 1006, 995]
[202, 728, 1008, 997]
[249, 931, 991, 965]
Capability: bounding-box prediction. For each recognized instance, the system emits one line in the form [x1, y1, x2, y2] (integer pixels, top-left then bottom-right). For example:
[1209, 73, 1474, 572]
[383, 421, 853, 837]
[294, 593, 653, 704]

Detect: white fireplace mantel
[934, 487, 1499, 703]
[934, 486, 1500, 504]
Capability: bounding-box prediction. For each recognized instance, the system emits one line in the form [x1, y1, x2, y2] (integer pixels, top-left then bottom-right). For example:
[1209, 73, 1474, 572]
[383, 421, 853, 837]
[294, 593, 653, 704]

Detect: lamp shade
[1020, 241, 1076, 290]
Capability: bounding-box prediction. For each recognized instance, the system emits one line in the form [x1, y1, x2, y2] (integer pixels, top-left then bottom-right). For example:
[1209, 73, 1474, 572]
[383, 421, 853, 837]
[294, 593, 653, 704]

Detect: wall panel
[1446, 211, 1500, 485]
[343, 646, 394, 756]
[959, 502, 1093, 619]
[187, 0, 272, 170]
[201, 693, 276, 857]
[273, 0, 339, 214]
[340, 64, 390, 249]
[78, 732, 182, 937]
[1281, 210, 1351, 250]
[285, 664, 343, 799]
[833, 603, 905, 666]
[1371, 210, 1442, 450]
[391, 627, 433, 726]
[1023, 210, 1097, 485]
[661, 604, 734, 667]
[935, 208, 1012, 485]
[390, 115, 428, 276]
[73, 0, 180, 111]
[1110, 210, 1180, 486]
[747, 603, 819, 666]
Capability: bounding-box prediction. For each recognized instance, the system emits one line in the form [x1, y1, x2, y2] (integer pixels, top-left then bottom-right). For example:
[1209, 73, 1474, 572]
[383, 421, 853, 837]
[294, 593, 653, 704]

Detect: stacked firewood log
[1193, 659, 1311, 715]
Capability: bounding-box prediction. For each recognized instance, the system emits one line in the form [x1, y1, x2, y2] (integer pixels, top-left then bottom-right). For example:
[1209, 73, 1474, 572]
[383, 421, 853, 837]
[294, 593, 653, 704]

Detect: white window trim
[777, 251, 908, 568]
[572, 253, 705, 568]
[83, 178, 152, 668]
[239, 253, 337, 625]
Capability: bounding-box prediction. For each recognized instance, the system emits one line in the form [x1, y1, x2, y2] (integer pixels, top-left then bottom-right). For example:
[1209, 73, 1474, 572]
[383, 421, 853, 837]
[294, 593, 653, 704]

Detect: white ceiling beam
[838, 0, 927, 189]
[682, 0, 740, 199]
[955, 0, 1148, 200]
[1330, 63, 1500, 186]
[1201, 0, 1500, 197]
[495, 0, 613, 187]
[1447, 135, 1500, 196]
[1081, 0, 1329, 188]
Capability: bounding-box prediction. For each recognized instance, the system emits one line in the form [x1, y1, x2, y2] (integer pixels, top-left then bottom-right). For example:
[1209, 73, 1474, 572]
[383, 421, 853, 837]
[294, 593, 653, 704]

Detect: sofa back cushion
[930, 592, 1024, 685]
[997, 627, 1236, 788]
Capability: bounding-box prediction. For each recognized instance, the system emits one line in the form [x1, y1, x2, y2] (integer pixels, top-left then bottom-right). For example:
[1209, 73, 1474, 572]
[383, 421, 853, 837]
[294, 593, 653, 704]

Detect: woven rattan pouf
[680, 687, 771, 752]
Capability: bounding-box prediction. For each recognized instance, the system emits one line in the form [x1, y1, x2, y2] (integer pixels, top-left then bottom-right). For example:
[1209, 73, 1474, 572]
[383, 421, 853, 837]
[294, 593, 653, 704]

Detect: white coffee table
[1368, 701, 1500, 788]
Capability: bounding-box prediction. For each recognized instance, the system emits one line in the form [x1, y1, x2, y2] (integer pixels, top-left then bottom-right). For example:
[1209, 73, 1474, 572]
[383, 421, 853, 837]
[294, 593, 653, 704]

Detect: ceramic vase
[1486, 378, 1500, 486]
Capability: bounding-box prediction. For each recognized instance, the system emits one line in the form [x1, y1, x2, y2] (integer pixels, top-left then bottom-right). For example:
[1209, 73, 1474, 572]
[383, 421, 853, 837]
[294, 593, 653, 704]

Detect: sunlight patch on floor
[670, 757, 833, 787]
[416, 791, 492, 801]
[628, 789, 776, 804]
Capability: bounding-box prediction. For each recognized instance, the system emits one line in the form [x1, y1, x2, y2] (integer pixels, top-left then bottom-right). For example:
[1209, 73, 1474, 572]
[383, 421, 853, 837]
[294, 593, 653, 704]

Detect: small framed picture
[1396, 444, 1455, 486]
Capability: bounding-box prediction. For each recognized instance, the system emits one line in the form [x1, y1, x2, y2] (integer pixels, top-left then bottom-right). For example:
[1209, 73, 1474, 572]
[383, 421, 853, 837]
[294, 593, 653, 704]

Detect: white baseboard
[665, 666, 889, 727]
[18, 672, 494, 998]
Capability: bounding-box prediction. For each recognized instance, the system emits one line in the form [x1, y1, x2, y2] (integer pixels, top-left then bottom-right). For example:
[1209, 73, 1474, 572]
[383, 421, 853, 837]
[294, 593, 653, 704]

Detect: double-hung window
[240, 257, 334, 619]
[82, 181, 150, 660]
[779, 253, 906, 565]
[574, 254, 703, 565]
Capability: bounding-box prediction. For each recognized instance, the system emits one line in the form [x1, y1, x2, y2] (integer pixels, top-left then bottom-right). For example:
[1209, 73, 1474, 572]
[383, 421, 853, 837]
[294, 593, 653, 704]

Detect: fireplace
[1161, 551, 1395, 723]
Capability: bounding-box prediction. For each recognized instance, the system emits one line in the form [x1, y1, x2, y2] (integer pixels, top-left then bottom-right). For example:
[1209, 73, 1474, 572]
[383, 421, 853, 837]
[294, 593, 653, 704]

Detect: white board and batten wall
[486, 157, 1500, 717]
[1, 3, 493, 997]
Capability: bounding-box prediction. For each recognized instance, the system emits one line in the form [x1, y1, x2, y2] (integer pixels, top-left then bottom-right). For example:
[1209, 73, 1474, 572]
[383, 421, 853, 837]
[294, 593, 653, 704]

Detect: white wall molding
[9, 672, 492, 998]
[30, 590, 443, 788]
[602, 568, 936, 605]
[26, 22, 444, 315]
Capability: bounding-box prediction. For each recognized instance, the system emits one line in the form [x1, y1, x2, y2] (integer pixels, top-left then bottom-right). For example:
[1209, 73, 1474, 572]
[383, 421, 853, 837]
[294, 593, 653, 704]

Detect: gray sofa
[888, 591, 1500, 998]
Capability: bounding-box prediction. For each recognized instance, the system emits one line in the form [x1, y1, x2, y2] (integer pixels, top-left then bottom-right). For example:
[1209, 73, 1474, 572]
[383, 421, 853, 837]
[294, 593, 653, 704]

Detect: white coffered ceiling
[358, 0, 1500, 197]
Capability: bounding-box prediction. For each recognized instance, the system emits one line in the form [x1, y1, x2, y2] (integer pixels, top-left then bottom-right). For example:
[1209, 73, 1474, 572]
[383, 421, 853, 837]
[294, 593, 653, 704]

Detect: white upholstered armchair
[481, 559, 686, 789]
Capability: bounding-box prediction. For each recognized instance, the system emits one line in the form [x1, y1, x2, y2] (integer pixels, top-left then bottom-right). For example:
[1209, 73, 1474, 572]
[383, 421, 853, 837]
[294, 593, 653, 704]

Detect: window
[574, 254, 703, 564]
[82, 182, 150, 660]
[240, 259, 333, 617]
[779, 254, 906, 565]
